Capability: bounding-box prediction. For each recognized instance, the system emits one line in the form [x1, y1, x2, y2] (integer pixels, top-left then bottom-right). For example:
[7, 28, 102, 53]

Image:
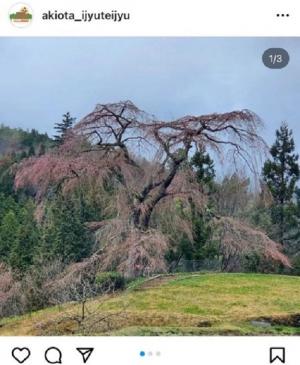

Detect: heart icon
[12, 348, 31, 364]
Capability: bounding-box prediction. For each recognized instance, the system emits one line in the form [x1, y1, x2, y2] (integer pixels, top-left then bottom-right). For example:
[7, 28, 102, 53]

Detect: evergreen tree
[42, 195, 92, 263]
[0, 162, 15, 196]
[0, 194, 18, 222]
[9, 201, 40, 274]
[168, 149, 217, 266]
[0, 210, 19, 262]
[190, 147, 215, 191]
[27, 145, 35, 156]
[282, 187, 300, 264]
[190, 148, 217, 260]
[263, 122, 300, 244]
[54, 112, 75, 146]
[38, 143, 46, 156]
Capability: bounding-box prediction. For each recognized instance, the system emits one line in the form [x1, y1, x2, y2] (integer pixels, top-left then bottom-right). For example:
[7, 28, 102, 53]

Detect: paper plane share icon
[76, 348, 94, 363]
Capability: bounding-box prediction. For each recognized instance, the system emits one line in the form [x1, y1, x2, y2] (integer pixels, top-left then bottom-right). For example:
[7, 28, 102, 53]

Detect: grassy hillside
[0, 273, 299, 336]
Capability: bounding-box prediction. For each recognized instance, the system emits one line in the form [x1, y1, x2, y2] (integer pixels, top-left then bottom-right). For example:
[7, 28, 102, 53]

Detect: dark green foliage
[241, 251, 282, 274]
[166, 149, 218, 267]
[291, 254, 300, 275]
[0, 193, 18, 221]
[190, 147, 215, 190]
[42, 195, 93, 263]
[263, 122, 300, 244]
[242, 252, 262, 272]
[54, 112, 75, 146]
[186, 198, 218, 262]
[189, 149, 217, 261]
[282, 188, 300, 260]
[27, 145, 35, 157]
[0, 124, 51, 158]
[73, 187, 104, 223]
[95, 271, 125, 292]
[0, 194, 20, 263]
[9, 201, 40, 274]
[0, 125, 52, 197]
[191, 211, 219, 261]
[0, 166, 94, 277]
[0, 158, 16, 196]
[0, 196, 40, 274]
[0, 210, 19, 263]
[250, 207, 273, 234]
[263, 123, 299, 204]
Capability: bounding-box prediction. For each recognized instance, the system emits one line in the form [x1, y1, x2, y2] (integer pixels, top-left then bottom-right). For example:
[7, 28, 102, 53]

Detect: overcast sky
[0, 37, 299, 152]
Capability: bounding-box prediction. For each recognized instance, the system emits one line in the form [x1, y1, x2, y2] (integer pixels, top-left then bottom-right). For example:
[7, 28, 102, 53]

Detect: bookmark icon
[76, 348, 94, 363]
[270, 347, 285, 364]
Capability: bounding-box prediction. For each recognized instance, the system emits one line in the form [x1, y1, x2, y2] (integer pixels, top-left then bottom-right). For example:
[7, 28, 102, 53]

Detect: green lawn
[0, 273, 299, 335]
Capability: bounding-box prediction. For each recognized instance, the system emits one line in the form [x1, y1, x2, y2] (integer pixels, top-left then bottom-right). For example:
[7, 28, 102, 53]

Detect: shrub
[291, 255, 300, 275]
[242, 252, 261, 272]
[95, 271, 125, 292]
[0, 264, 24, 317]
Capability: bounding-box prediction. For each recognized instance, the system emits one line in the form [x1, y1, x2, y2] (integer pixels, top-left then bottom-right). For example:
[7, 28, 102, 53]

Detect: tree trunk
[131, 160, 181, 230]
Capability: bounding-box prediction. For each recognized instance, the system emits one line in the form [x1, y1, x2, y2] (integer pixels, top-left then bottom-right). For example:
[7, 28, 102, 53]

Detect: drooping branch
[15, 101, 267, 229]
[12, 101, 291, 276]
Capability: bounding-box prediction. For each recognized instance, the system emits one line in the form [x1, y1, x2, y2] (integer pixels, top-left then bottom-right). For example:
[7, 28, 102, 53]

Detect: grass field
[0, 273, 299, 335]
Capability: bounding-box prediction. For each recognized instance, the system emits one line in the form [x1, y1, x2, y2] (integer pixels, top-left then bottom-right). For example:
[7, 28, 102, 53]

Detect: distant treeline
[0, 124, 51, 158]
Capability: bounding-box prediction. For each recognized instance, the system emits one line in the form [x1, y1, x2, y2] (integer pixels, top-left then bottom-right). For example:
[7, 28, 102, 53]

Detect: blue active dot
[140, 351, 146, 357]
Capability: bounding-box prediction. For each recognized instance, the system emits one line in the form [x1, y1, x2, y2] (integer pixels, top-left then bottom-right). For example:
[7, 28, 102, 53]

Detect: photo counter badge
[9, 3, 33, 27]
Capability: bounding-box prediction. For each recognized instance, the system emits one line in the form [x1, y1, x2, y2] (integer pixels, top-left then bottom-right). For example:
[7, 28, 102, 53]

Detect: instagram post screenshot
[0, 0, 299, 364]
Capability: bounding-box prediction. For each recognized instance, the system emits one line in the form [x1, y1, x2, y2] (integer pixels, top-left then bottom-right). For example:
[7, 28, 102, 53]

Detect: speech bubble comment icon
[45, 347, 62, 364]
